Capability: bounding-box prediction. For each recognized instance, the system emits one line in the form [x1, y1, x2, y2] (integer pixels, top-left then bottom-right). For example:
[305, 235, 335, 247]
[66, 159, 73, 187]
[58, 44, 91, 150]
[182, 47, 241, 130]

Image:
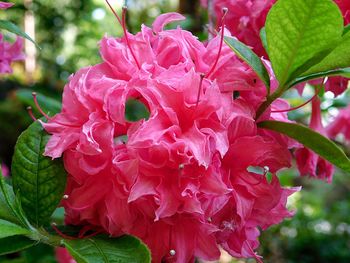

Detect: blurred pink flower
[0, 34, 24, 74]
[295, 97, 334, 183]
[42, 12, 298, 263]
[327, 104, 350, 142]
[55, 248, 76, 263]
[1, 163, 9, 177]
[0, 2, 14, 9]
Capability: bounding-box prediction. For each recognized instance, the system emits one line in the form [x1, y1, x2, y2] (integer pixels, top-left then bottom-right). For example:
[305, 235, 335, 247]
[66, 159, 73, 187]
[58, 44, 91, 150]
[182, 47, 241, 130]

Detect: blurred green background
[0, 0, 349, 262]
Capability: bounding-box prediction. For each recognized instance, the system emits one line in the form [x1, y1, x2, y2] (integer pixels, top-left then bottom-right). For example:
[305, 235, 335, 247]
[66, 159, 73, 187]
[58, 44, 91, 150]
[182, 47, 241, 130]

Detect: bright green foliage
[265, 0, 343, 86]
[0, 236, 35, 256]
[0, 20, 39, 48]
[258, 121, 350, 173]
[63, 235, 151, 263]
[11, 121, 67, 226]
[0, 219, 30, 239]
[304, 31, 350, 75]
[224, 36, 270, 91]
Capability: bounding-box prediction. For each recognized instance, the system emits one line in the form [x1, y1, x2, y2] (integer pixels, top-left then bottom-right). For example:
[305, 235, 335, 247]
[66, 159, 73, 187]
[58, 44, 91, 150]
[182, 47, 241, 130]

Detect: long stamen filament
[32, 92, 51, 120]
[271, 87, 320, 113]
[196, 73, 205, 106]
[26, 106, 37, 121]
[104, 2, 140, 69]
[206, 7, 228, 79]
[122, 6, 141, 69]
[105, 0, 122, 25]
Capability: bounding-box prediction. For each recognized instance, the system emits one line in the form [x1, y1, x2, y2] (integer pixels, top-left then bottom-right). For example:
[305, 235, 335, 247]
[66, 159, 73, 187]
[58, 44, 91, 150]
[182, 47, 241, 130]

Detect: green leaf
[289, 67, 350, 88]
[258, 121, 350, 172]
[0, 236, 35, 256]
[224, 36, 270, 92]
[12, 121, 67, 226]
[0, 20, 39, 48]
[304, 31, 350, 75]
[265, 0, 343, 86]
[0, 219, 30, 239]
[16, 89, 61, 115]
[0, 172, 23, 225]
[260, 27, 268, 54]
[343, 24, 350, 35]
[125, 99, 150, 122]
[63, 235, 151, 263]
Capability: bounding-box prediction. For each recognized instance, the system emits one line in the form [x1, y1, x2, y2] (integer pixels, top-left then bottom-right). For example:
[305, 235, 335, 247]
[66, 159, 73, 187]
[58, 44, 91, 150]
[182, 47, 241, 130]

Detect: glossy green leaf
[304, 31, 350, 75]
[12, 121, 67, 226]
[265, 0, 343, 86]
[0, 219, 30, 238]
[260, 27, 268, 54]
[224, 36, 270, 91]
[0, 20, 39, 48]
[63, 235, 151, 263]
[289, 67, 350, 88]
[0, 236, 35, 256]
[258, 121, 350, 172]
[16, 89, 61, 116]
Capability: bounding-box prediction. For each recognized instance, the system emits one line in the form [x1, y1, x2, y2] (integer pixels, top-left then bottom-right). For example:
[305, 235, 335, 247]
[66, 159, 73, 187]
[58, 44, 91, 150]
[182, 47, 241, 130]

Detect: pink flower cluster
[43, 13, 301, 262]
[0, 2, 24, 74]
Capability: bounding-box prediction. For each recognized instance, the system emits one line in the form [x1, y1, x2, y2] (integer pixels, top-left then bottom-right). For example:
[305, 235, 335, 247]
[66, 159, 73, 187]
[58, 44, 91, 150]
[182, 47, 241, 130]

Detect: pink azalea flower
[0, 1, 13, 9]
[327, 104, 350, 142]
[55, 248, 76, 263]
[295, 97, 334, 183]
[42, 12, 298, 262]
[335, 0, 350, 24]
[0, 34, 24, 74]
[325, 76, 349, 97]
[1, 162, 9, 177]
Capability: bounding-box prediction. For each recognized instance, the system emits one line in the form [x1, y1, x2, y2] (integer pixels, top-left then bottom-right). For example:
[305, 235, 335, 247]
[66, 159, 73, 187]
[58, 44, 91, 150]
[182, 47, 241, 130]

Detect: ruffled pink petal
[152, 12, 185, 33]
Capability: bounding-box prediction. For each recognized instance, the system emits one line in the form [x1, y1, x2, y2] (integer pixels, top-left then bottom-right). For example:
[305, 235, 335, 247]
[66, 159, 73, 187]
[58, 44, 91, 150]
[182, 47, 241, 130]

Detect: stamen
[263, 166, 269, 174]
[271, 87, 320, 113]
[51, 223, 103, 240]
[26, 106, 37, 121]
[51, 223, 77, 240]
[196, 73, 205, 106]
[122, 6, 141, 69]
[206, 7, 228, 79]
[105, 0, 122, 25]
[32, 92, 51, 120]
